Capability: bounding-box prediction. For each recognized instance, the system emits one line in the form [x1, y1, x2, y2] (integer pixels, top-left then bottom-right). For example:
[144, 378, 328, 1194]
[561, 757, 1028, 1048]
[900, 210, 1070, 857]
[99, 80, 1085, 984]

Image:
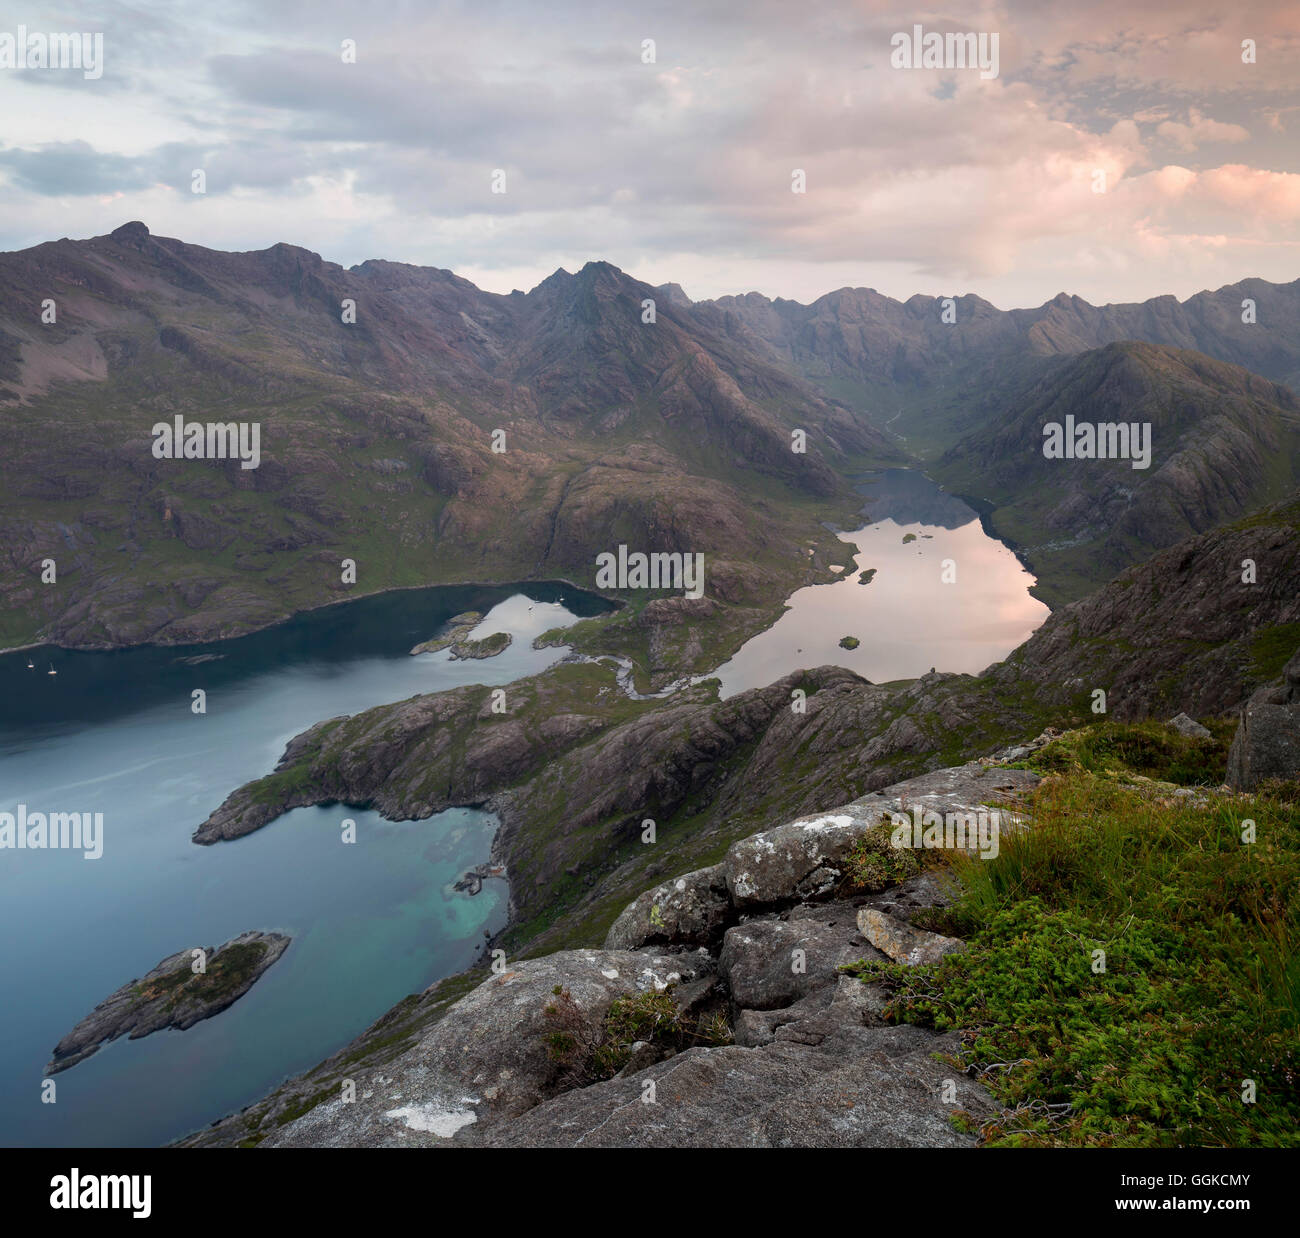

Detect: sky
[0, 0, 1297, 309]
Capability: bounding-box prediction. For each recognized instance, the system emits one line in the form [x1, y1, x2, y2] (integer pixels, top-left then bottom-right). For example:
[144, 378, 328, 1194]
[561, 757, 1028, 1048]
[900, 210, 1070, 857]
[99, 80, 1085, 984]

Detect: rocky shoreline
[410, 608, 506, 658]
[46, 932, 291, 1075]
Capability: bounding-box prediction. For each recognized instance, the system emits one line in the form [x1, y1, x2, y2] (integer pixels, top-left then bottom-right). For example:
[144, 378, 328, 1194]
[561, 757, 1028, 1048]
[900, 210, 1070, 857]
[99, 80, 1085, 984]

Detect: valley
[2, 226, 1297, 1152]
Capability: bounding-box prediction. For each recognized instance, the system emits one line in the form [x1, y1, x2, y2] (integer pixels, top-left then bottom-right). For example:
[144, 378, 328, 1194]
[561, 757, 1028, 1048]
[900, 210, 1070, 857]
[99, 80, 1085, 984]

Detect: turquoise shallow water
[0, 581, 611, 1147]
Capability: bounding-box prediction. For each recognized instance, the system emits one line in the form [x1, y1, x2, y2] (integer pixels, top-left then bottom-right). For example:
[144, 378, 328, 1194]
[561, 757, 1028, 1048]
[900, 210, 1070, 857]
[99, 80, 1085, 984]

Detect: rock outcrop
[47, 932, 290, 1075]
[1227, 649, 1300, 790]
[409, 611, 481, 655]
[1167, 712, 1213, 740]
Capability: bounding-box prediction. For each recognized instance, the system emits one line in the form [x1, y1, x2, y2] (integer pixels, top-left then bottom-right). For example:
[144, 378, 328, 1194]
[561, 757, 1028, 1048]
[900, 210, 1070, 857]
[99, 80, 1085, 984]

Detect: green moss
[140, 940, 270, 1012]
[274, 1085, 338, 1129]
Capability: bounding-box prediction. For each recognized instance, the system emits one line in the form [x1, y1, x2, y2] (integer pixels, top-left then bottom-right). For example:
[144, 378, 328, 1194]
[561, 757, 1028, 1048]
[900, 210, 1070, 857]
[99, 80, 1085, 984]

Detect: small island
[857, 568, 877, 585]
[410, 610, 481, 655]
[902, 533, 918, 544]
[46, 931, 291, 1075]
[410, 613, 513, 660]
[450, 631, 512, 660]
[839, 635, 861, 650]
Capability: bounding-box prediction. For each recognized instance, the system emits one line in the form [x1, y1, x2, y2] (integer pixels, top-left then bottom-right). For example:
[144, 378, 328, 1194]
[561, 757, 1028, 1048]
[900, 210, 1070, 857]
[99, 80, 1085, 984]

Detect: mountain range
[3, 222, 1300, 660]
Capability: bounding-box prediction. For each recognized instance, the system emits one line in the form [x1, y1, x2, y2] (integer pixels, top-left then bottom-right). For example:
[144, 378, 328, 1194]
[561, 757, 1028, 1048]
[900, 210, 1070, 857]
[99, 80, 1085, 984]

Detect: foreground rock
[483, 1021, 989, 1148]
[858, 909, 966, 967]
[1227, 648, 1300, 790]
[1167, 712, 1213, 740]
[261, 949, 715, 1147]
[48, 932, 290, 1074]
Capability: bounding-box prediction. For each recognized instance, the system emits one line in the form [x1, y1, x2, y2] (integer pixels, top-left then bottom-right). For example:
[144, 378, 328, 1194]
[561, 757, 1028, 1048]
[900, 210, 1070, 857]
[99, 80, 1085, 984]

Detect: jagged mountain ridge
[3, 222, 1297, 658]
[671, 273, 1300, 450]
[0, 223, 900, 652]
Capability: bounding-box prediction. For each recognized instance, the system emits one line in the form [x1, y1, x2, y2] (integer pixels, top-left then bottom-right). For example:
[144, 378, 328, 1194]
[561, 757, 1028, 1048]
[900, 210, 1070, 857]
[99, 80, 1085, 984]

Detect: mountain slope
[931, 341, 1300, 605]
[179, 489, 1300, 1149]
[190, 488, 1300, 956]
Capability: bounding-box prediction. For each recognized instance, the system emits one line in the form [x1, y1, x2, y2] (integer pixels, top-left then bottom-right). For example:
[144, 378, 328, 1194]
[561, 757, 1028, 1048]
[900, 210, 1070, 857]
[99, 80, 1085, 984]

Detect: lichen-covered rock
[263, 948, 713, 1147]
[857, 909, 965, 967]
[480, 1022, 993, 1148]
[188, 766, 1034, 1149]
[719, 764, 1037, 914]
[603, 863, 731, 950]
[723, 810, 873, 910]
[719, 903, 873, 1010]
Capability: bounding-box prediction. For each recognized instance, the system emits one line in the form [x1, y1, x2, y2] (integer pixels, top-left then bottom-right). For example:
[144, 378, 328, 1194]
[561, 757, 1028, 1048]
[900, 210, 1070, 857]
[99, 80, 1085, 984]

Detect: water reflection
[709, 470, 1049, 697]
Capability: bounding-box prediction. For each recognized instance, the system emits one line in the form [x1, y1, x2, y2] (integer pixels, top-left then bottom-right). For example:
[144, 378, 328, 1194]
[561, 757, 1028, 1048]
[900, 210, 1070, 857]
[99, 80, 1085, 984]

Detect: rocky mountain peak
[108, 220, 151, 246]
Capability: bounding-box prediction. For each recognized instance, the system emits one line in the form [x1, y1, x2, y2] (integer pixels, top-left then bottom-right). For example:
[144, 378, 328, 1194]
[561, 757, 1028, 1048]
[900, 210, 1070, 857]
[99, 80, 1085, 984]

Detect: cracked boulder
[604, 863, 731, 950]
[719, 901, 876, 1010]
[724, 810, 873, 909]
[481, 1022, 994, 1148]
[1227, 648, 1300, 791]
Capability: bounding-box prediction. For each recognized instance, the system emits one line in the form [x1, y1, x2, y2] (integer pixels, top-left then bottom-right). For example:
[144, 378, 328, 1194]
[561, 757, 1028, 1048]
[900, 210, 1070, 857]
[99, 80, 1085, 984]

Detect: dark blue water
[0, 581, 612, 1147]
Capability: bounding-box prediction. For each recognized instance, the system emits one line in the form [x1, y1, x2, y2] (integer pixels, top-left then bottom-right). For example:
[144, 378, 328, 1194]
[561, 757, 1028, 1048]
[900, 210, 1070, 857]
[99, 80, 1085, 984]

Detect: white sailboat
[47, 663, 57, 676]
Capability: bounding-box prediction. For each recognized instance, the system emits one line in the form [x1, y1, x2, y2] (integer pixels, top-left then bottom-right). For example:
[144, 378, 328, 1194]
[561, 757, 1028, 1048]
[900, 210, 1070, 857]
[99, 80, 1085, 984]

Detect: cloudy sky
[1, 0, 1297, 308]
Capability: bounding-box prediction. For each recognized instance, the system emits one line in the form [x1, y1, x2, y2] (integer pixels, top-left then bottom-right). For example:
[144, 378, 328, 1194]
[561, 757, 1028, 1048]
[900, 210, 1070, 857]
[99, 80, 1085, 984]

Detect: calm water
[0, 581, 611, 1147]
[710, 470, 1050, 696]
